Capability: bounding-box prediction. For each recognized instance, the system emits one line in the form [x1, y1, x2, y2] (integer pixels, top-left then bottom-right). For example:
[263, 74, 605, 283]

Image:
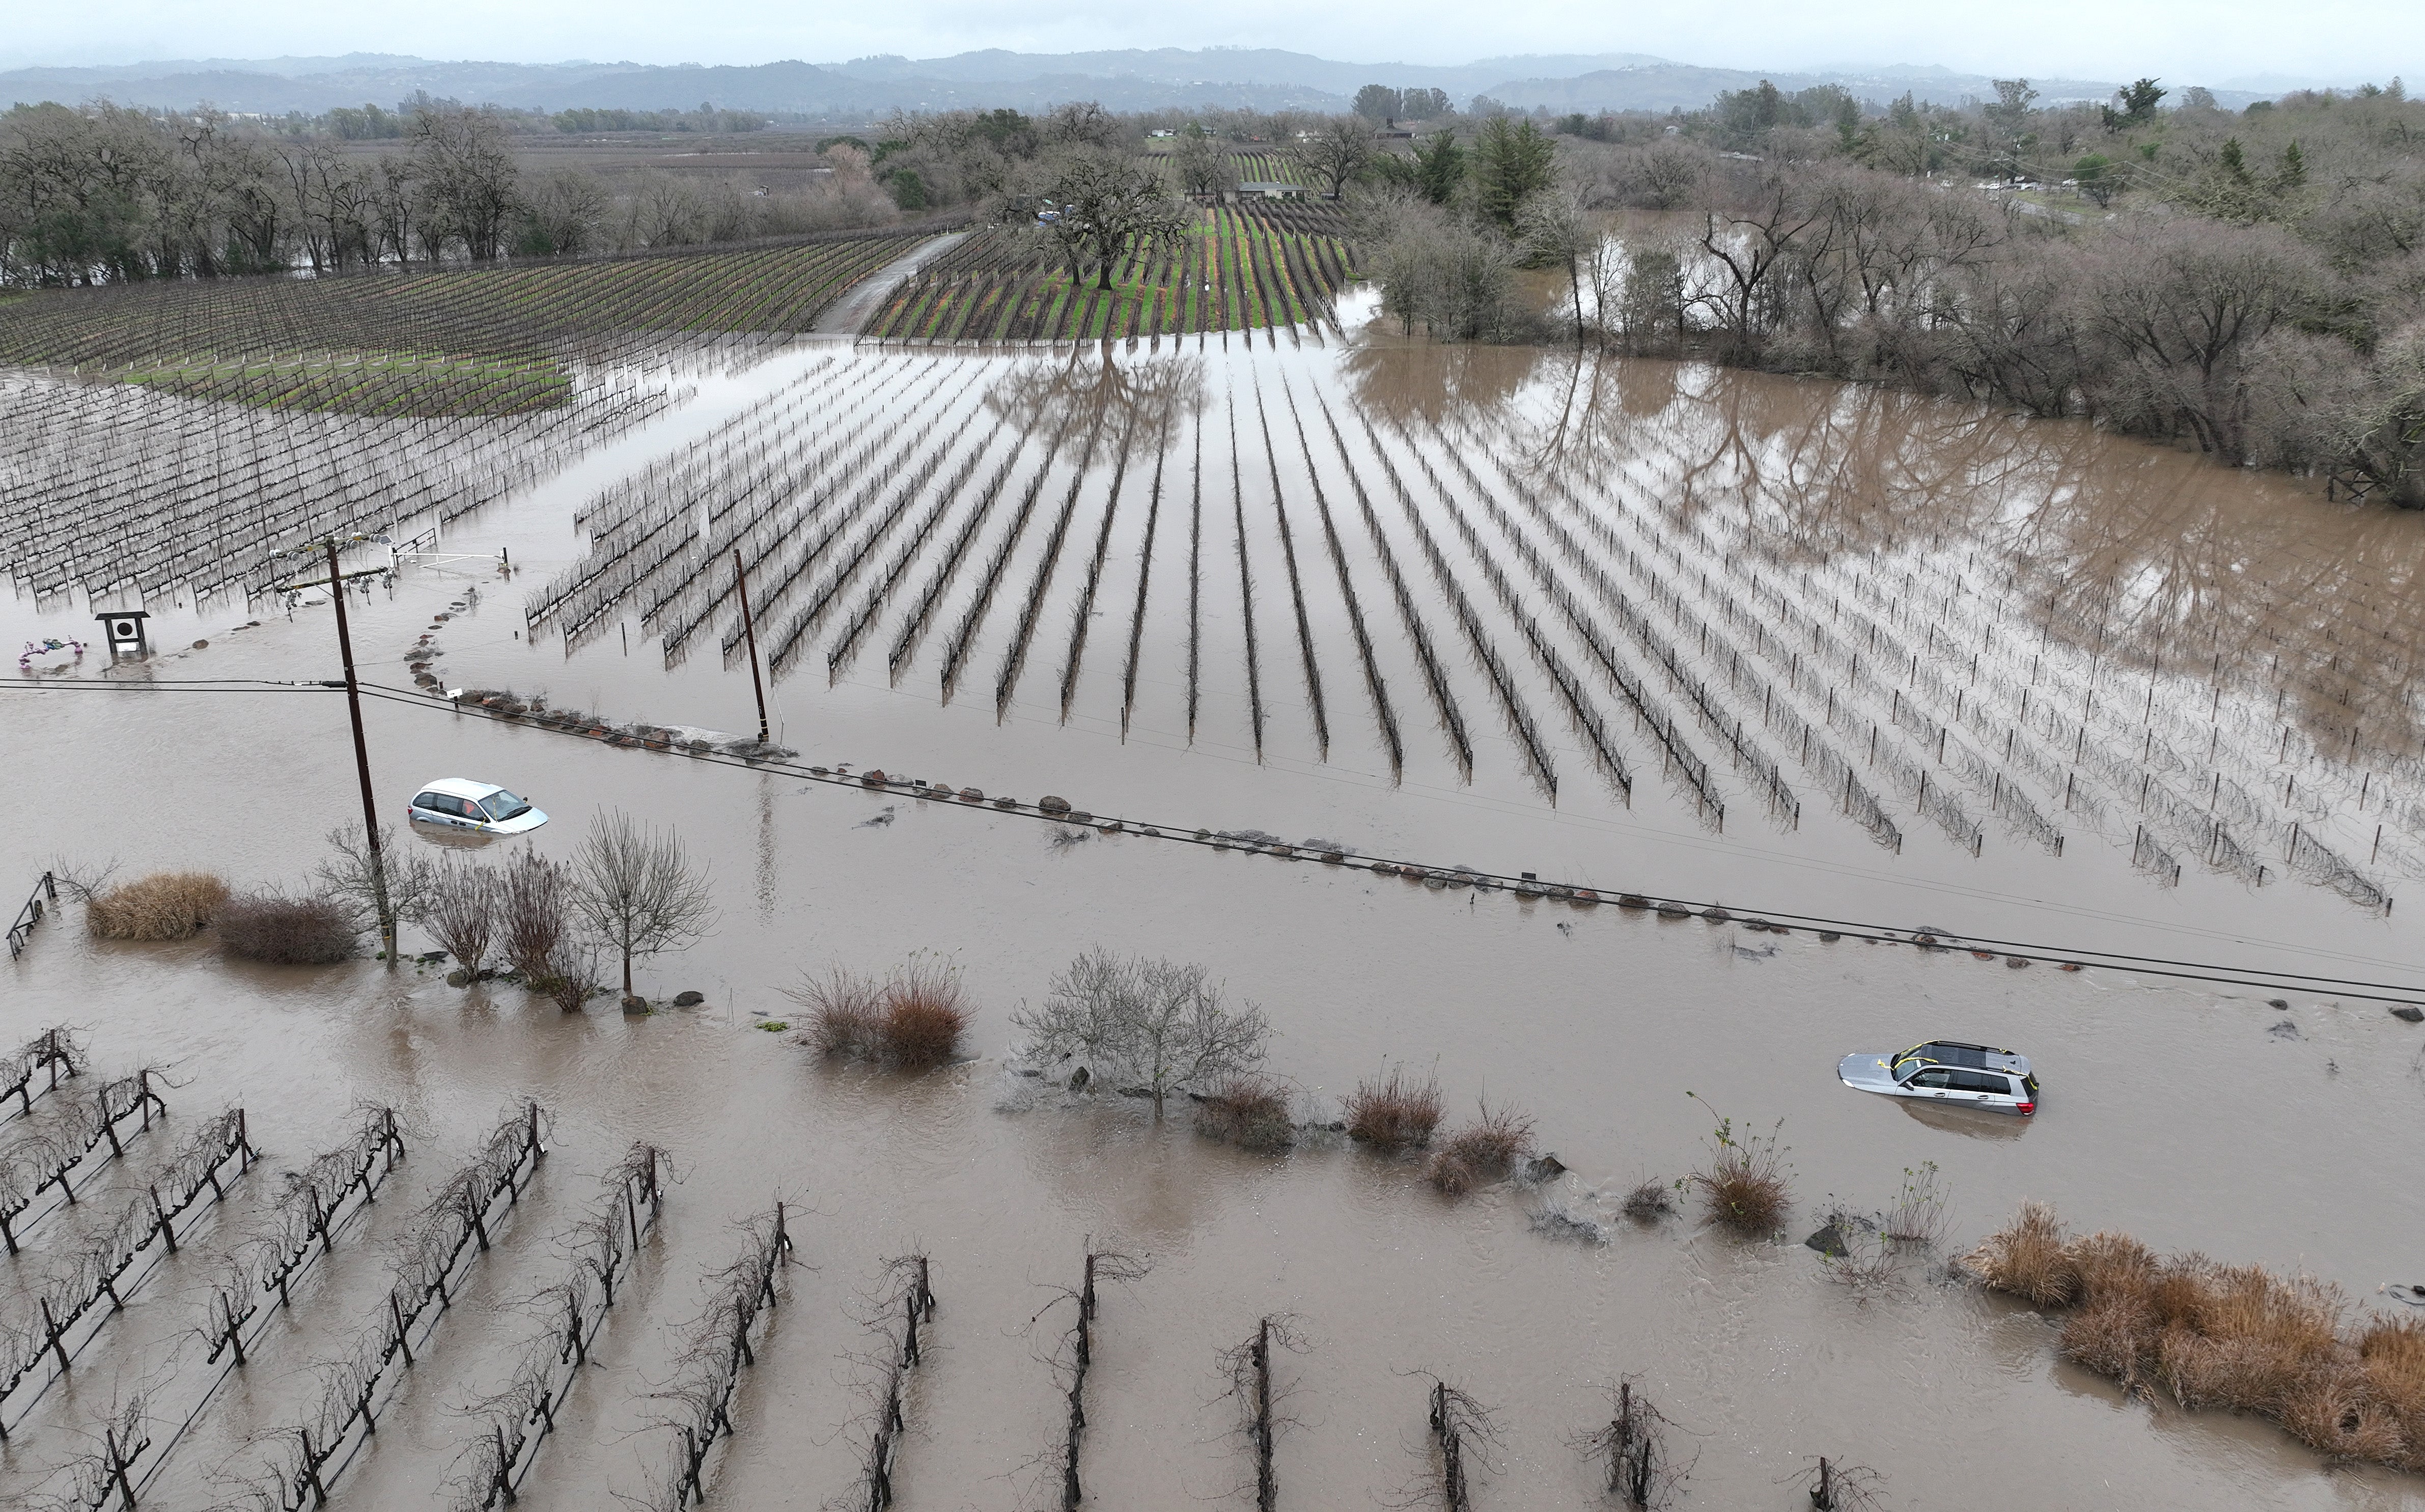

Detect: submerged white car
[406, 778, 548, 835]
[1838, 1040, 2038, 1116]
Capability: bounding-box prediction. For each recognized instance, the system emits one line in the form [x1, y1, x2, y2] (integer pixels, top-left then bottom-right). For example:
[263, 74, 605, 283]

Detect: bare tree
[315, 824, 435, 933]
[1011, 949, 1270, 1115]
[1292, 117, 1373, 198]
[568, 810, 717, 1001]
[1012, 149, 1192, 290]
[1173, 127, 1237, 201]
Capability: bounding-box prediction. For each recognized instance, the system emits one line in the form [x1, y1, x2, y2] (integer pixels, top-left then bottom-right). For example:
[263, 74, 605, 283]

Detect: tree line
[0, 98, 895, 285]
[1555, 78, 2425, 504]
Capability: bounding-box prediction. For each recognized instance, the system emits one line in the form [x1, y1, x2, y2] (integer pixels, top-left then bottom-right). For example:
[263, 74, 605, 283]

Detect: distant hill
[0, 48, 2285, 119]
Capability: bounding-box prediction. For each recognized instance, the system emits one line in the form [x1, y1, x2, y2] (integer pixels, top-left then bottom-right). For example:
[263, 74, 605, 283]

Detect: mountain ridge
[0, 48, 2292, 118]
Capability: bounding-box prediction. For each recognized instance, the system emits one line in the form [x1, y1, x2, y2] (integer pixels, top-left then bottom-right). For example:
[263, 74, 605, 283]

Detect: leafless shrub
[1344, 1065, 1443, 1152]
[216, 892, 360, 964]
[1573, 1379, 1693, 1509]
[538, 947, 605, 1013]
[1816, 1210, 1903, 1293]
[1792, 1456, 1889, 1511]
[1427, 1099, 1535, 1194]
[86, 871, 228, 940]
[1012, 948, 1270, 1115]
[497, 850, 571, 983]
[427, 862, 499, 979]
[1684, 1094, 1790, 1237]
[1194, 1075, 1296, 1153]
[52, 1391, 150, 1511]
[1215, 1314, 1311, 1511]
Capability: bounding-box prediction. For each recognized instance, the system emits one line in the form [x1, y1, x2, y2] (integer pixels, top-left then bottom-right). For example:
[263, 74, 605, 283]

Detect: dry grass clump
[1193, 1074, 1296, 1153]
[1963, 1199, 2079, 1306]
[1685, 1096, 1791, 1237]
[1621, 1179, 1676, 1223]
[794, 967, 885, 1057]
[788, 962, 972, 1070]
[215, 892, 359, 964]
[1967, 1203, 2425, 1471]
[87, 872, 229, 940]
[1426, 1100, 1536, 1194]
[1344, 1066, 1443, 1152]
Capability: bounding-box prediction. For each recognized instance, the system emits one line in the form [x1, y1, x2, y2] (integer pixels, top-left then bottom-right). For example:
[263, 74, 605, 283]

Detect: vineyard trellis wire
[859, 206, 1356, 344]
[215, 1100, 546, 1512]
[1036, 1246, 1150, 1512]
[627, 1203, 794, 1512]
[75, 1105, 410, 1509]
[0, 1105, 252, 1441]
[845, 1254, 937, 1512]
[0, 1025, 85, 1122]
[0, 1069, 169, 1255]
[445, 1142, 666, 1512]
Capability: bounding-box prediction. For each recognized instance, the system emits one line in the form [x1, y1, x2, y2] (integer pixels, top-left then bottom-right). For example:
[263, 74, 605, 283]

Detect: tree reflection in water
[1472, 349, 2424, 758]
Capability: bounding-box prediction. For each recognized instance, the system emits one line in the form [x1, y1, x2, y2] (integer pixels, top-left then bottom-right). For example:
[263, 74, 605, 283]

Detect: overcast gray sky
[2, 1, 2411, 88]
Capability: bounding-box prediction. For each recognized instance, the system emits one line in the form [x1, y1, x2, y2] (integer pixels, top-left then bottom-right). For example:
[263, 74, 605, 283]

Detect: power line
[344, 681, 2424, 1005]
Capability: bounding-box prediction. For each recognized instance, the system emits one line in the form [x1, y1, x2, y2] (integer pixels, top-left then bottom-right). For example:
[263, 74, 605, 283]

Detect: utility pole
[325, 539, 397, 968]
[734, 548, 769, 745]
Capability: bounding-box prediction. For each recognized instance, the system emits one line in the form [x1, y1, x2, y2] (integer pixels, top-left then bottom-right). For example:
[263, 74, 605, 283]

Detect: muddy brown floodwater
[3, 317, 2423, 1512]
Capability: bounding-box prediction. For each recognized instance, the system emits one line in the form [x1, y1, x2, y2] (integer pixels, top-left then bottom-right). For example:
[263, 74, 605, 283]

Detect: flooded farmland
[4, 316, 2424, 1511]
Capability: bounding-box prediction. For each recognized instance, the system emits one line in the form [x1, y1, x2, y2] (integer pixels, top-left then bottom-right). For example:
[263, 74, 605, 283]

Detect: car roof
[1898, 1041, 2031, 1075]
[419, 777, 506, 800]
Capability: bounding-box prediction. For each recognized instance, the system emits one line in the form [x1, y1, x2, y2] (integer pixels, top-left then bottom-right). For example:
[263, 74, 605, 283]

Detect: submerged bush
[1967, 1203, 2425, 1472]
[216, 892, 359, 964]
[1426, 1100, 1536, 1194]
[789, 961, 972, 1069]
[880, 963, 973, 1069]
[87, 871, 229, 941]
[1194, 1075, 1296, 1153]
[1685, 1095, 1791, 1237]
[1344, 1065, 1443, 1152]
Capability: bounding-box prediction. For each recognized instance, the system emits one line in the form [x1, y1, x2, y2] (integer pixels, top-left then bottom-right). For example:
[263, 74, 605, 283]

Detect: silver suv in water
[1837, 1040, 2038, 1116]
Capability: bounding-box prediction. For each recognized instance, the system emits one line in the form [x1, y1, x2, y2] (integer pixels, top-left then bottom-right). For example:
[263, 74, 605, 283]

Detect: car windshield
[480, 791, 530, 821]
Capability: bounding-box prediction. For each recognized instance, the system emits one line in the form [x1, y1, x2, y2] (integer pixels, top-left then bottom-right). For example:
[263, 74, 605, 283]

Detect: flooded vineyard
[518, 337, 2424, 953]
[5, 299, 2425, 1512]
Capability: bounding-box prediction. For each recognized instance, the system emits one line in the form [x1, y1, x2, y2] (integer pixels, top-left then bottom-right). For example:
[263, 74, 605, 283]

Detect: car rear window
[1952, 1071, 2010, 1095]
